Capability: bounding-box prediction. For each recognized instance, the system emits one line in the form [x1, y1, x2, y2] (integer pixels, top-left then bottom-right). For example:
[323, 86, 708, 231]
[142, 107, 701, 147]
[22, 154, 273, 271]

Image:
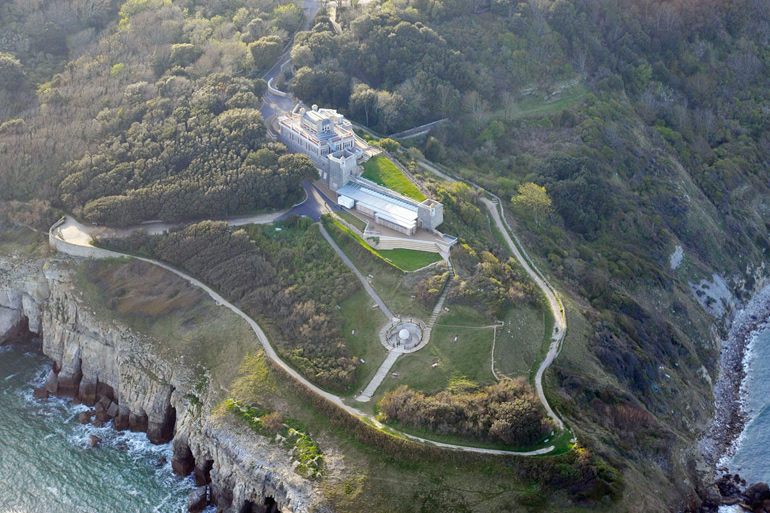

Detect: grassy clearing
[362, 155, 426, 202]
[376, 247, 442, 271]
[494, 82, 589, 121]
[376, 306, 496, 399]
[494, 303, 547, 378]
[338, 289, 389, 395]
[323, 219, 439, 319]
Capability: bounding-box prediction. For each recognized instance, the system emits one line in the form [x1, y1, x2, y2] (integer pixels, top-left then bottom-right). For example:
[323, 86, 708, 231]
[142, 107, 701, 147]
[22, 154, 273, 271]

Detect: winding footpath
[418, 160, 567, 431]
[317, 224, 395, 319]
[52, 216, 555, 455]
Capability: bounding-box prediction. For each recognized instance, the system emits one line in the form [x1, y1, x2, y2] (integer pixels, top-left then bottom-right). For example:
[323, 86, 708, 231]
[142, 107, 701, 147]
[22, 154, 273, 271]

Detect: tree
[512, 183, 552, 227]
[0, 54, 26, 91]
[250, 36, 283, 71]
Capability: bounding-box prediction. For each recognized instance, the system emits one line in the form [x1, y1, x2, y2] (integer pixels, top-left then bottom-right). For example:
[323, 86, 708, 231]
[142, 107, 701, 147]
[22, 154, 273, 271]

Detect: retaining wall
[48, 219, 120, 260]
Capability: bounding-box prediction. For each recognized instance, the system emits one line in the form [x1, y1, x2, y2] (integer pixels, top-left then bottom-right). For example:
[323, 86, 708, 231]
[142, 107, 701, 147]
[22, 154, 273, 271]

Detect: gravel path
[419, 159, 567, 431]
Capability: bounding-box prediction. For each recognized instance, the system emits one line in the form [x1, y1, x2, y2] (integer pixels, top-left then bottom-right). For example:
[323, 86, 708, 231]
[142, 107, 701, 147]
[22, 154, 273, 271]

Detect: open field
[494, 303, 548, 378]
[323, 219, 440, 319]
[494, 82, 589, 121]
[338, 289, 389, 396]
[377, 306, 496, 397]
[362, 155, 426, 202]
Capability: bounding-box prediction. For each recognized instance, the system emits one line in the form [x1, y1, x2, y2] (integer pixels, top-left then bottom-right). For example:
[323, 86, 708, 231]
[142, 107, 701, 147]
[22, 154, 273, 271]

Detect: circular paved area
[383, 319, 424, 351]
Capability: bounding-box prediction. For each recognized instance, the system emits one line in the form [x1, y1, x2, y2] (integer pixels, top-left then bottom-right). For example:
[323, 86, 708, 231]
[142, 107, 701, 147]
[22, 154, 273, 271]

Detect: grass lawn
[362, 155, 426, 202]
[375, 306, 496, 400]
[322, 220, 445, 321]
[493, 82, 589, 121]
[494, 303, 548, 378]
[327, 217, 441, 272]
[376, 247, 442, 271]
[336, 209, 367, 232]
[338, 289, 389, 396]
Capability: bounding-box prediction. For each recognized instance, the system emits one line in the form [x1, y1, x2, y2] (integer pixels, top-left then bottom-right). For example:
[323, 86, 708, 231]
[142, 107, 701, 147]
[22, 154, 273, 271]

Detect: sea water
[726, 324, 770, 484]
[0, 342, 204, 513]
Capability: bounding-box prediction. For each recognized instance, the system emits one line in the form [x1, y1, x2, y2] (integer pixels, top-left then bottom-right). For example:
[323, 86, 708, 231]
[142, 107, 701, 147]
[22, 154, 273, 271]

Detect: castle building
[278, 106, 444, 235]
[278, 105, 361, 191]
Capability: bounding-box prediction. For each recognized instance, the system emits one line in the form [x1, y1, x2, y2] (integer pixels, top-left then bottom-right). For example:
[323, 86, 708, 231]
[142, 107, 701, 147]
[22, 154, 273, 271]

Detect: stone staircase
[357, 349, 402, 402]
[418, 259, 454, 347]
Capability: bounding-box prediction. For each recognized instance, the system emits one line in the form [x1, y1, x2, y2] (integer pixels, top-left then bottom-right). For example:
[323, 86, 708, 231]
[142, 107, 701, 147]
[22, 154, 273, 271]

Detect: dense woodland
[0, 0, 310, 223]
[379, 378, 554, 447]
[1, 0, 770, 508]
[289, 0, 770, 507]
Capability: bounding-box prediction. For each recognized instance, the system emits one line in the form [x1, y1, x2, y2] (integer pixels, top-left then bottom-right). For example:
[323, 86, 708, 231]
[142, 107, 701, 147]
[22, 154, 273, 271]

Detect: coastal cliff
[0, 254, 318, 513]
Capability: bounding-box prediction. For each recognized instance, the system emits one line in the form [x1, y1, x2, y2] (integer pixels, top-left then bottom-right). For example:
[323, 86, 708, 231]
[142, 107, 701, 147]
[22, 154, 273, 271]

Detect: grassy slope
[494, 303, 547, 378]
[73, 258, 259, 394]
[339, 288, 389, 396]
[377, 247, 442, 271]
[323, 219, 437, 319]
[58, 244, 591, 512]
[493, 82, 589, 121]
[362, 155, 427, 202]
[327, 218, 441, 272]
[337, 209, 367, 231]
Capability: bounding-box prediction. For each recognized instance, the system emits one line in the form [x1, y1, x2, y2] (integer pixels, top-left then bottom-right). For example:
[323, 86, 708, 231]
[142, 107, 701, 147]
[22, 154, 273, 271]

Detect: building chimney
[312, 104, 318, 111]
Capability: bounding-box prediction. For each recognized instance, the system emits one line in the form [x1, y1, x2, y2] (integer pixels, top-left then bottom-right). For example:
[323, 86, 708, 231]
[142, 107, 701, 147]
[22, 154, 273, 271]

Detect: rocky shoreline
[696, 284, 770, 510]
[700, 284, 770, 467]
[0, 254, 316, 513]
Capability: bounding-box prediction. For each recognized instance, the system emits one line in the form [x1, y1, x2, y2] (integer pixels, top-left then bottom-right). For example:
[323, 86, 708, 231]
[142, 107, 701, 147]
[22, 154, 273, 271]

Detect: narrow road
[318, 223, 395, 319]
[418, 160, 567, 431]
[483, 197, 566, 430]
[63, 210, 288, 242]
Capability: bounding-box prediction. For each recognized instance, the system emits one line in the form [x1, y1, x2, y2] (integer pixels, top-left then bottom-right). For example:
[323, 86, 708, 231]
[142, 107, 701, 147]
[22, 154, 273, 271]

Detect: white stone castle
[278, 106, 444, 236]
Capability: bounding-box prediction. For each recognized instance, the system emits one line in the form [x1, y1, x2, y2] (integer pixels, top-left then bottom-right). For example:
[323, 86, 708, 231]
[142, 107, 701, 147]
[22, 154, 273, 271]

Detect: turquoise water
[728, 325, 770, 484]
[0, 342, 198, 513]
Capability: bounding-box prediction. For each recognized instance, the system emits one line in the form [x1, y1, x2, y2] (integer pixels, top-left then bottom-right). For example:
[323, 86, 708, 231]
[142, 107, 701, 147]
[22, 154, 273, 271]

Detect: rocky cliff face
[0, 255, 317, 513]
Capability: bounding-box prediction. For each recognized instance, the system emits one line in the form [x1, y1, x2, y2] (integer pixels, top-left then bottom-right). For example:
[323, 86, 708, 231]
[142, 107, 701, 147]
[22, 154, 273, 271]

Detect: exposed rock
[78, 377, 97, 406]
[43, 369, 58, 395]
[129, 411, 148, 433]
[33, 387, 49, 400]
[89, 435, 101, 447]
[195, 459, 215, 486]
[1, 254, 318, 513]
[0, 308, 27, 344]
[172, 439, 196, 477]
[187, 486, 208, 513]
[114, 406, 130, 431]
[78, 411, 92, 424]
